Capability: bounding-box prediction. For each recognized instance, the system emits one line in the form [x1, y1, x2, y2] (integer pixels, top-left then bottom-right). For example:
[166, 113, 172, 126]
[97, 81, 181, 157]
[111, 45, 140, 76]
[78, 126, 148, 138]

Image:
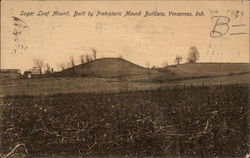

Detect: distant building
[0, 69, 21, 79]
[31, 67, 41, 75]
[23, 67, 42, 78]
[23, 71, 32, 78]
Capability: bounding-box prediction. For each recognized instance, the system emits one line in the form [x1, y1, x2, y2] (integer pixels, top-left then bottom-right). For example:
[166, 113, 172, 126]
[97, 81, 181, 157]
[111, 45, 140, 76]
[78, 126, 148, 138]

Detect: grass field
[160, 63, 250, 78]
[0, 77, 162, 96]
[1, 73, 249, 97]
[0, 84, 249, 157]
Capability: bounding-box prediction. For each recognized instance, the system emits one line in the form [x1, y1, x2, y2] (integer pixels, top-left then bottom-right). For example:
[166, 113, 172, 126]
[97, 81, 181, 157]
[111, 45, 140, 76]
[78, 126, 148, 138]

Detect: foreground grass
[1, 84, 249, 157]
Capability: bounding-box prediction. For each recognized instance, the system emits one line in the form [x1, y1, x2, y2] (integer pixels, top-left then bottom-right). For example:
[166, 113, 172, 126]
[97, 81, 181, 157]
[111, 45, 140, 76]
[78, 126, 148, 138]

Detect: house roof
[24, 71, 32, 74]
[0, 69, 21, 73]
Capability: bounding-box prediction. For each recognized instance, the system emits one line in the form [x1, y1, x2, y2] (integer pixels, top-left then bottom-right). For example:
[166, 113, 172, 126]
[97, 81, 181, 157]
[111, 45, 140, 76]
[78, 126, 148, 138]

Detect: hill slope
[158, 63, 250, 80]
[52, 60, 249, 81]
[52, 58, 163, 81]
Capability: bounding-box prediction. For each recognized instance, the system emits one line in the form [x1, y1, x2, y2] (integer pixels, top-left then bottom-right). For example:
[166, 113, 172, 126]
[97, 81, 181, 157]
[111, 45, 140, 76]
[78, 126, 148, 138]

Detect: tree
[45, 63, 51, 74]
[85, 54, 92, 76]
[33, 58, 44, 77]
[85, 54, 92, 63]
[70, 56, 75, 68]
[69, 56, 75, 76]
[80, 55, 85, 76]
[187, 46, 200, 63]
[80, 55, 85, 65]
[92, 48, 97, 60]
[175, 55, 182, 65]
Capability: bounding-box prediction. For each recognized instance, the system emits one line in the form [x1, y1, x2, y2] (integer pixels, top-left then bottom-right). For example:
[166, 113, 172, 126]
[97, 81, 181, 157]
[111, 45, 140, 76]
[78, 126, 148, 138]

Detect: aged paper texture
[0, 1, 249, 158]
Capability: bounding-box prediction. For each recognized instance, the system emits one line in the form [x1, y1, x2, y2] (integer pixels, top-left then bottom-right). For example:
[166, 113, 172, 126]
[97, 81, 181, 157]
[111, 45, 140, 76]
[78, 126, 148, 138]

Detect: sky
[1, 1, 249, 72]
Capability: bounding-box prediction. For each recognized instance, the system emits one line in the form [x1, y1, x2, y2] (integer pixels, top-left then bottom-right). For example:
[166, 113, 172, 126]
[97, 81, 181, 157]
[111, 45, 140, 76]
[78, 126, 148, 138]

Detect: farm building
[23, 71, 32, 78]
[23, 67, 42, 78]
[0, 69, 21, 79]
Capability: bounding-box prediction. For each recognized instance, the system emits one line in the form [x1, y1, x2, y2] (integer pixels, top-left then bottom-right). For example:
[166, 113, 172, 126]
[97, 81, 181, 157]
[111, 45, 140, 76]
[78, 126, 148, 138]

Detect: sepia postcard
[0, 0, 249, 158]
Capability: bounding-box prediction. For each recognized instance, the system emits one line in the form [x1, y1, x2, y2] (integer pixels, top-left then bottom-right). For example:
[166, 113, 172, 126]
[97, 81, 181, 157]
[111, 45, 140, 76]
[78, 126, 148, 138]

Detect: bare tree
[33, 58, 44, 77]
[187, 46, 200, 63]
[69, 56, 75, 76]
[70, 56, 75, 67]
[45, 63, 51, 74]
[175, 55, 182, 65]
[92, 48, 97, 60]
[85, 54, 92, 63]
[80, 55, 85, 65]
[85, 54, 92, 76]
[80, 55, 85, 76]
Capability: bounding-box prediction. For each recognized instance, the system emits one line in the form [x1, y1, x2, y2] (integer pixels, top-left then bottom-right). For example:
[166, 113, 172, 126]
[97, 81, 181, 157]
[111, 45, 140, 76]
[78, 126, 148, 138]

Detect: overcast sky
[1, 1, 249, 72]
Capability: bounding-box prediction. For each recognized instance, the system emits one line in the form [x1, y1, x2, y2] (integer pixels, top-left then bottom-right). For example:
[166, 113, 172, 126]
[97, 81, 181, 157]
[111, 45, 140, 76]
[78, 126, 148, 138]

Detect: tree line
[174, 46, 200, 65]
[32, 49, 98, 76]
[32, 46, 200, 77]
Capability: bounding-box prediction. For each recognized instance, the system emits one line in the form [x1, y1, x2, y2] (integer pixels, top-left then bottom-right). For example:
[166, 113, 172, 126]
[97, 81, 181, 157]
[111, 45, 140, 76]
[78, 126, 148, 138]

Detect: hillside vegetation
[52, 58, 249, 81]
[52, 58, 163, 81]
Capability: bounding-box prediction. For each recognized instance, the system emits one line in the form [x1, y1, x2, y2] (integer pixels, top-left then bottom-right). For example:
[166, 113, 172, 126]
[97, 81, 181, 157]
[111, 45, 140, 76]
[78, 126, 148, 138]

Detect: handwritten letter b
[210, 16, 230, 38]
